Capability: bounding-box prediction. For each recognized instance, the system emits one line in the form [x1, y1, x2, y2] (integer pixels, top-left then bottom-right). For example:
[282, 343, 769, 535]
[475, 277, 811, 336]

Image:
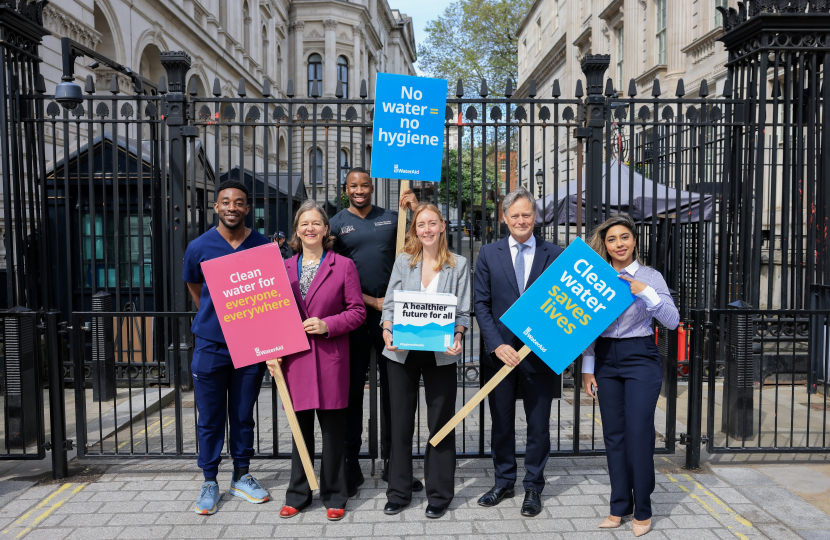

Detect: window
[714, 0, 728, 28]
[656, 0, 667, 65]
[218, 0, 226, 27]
[340, 149, 349, 183]
[337, 56, 349, 97]
[82, 213, 152, 288]
[307, 53, 322, 96]
[616, 26, 624, 92]
[500, 158, 506, 172]
[311, 148, 323, 185]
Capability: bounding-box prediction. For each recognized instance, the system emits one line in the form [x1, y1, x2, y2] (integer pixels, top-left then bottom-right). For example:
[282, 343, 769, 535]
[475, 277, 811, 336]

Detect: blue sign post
[370, 73, 448, 182]
[500, 237, 635, 374]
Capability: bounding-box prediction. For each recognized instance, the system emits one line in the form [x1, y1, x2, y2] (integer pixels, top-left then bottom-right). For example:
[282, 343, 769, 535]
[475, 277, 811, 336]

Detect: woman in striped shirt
[582, 213, 679, 537]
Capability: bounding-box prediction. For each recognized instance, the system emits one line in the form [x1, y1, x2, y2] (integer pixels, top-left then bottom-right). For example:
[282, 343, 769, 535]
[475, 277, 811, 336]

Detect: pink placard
[201, 243, 309, 368]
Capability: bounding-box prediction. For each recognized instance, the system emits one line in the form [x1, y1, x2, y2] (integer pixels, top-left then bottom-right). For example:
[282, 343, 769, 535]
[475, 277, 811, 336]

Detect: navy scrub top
[329, 205, 399, 299]
[182, 227, 271, 344]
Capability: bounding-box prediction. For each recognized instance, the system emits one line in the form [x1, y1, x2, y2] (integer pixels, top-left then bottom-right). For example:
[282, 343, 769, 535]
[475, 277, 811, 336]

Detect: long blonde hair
[586, 213, 642, 264]
[403, 204, 457, 271]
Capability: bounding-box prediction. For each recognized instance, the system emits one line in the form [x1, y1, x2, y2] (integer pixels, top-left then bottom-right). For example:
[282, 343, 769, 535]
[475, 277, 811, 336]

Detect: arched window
[340, 149, 349, 183]
[308, 53, 322, 96]
[311, 148, 323, 186]
[337, 56, 349, 97]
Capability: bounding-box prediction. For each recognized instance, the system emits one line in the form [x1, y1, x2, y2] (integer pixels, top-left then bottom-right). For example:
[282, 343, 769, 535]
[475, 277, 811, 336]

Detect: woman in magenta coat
[265, 200, 366, 522]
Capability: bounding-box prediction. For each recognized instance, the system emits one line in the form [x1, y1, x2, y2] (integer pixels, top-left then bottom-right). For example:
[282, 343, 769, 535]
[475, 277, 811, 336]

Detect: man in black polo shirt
[330, 167, 420, 496]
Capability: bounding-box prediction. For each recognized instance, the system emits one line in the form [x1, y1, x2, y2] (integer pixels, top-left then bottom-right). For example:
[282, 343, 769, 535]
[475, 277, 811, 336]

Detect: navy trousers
[192, 337, 266, 479]
[595, 336, 663, 521]
[482, 361, 557, 492]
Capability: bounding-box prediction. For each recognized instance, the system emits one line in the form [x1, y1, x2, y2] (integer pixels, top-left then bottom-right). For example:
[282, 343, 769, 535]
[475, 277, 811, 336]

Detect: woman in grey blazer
[380, 203, 470, 519]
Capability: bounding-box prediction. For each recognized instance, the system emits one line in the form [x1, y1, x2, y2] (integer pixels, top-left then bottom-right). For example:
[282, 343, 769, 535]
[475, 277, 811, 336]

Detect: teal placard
[499, 238, 635, 374]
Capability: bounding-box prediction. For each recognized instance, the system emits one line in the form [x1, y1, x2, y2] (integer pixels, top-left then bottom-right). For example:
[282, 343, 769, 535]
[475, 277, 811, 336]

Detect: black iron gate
[1, 0, 830, 476]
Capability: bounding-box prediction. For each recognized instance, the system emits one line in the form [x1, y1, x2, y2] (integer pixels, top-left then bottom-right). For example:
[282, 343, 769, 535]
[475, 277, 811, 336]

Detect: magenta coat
[281, 252, 366, 411]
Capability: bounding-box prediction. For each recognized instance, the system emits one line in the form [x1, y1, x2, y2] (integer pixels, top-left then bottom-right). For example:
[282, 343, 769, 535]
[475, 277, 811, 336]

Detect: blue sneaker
[195, 480, 220, 515]
[229, 473, 270, 503]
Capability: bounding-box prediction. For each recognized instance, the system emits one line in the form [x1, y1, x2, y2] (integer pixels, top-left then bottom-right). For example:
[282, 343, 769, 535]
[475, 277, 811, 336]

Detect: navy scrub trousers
[594, 336, 663, 521]
[192, 336, 267, 479]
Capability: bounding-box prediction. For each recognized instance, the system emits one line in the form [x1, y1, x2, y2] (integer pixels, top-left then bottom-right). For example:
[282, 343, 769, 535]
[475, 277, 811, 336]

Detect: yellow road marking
[3, 483, 86, 538]
[116, 417, 176, 451]
[586, 413, 603, 426]
[2, 484, 72, 532]
[664, 469, 754, 537]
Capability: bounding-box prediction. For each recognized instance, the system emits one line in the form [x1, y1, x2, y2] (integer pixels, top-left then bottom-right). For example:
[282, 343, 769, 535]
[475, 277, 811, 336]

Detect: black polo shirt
[330, 205, 399, 298]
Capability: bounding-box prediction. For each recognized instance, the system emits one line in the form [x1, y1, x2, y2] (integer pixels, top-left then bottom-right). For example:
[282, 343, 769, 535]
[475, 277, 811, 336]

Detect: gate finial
[675, 79, 686, 97]
[552, 79, 561, 98]
[85, 75, 95, 94]
[628, 78, 637, 97]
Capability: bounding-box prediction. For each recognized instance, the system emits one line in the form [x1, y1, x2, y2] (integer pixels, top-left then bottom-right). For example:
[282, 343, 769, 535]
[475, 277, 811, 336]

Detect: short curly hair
[288, 200, 335, 252]
[216, 179, 250, 202]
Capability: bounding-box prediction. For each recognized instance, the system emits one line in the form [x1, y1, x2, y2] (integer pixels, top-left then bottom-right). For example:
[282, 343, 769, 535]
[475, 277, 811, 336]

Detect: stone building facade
[41, 0, 416, 204]
[514, 0, 730, 191]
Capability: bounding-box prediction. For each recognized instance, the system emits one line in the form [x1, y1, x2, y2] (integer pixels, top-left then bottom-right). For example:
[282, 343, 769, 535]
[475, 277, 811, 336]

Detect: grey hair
[502, 186, 537, 215]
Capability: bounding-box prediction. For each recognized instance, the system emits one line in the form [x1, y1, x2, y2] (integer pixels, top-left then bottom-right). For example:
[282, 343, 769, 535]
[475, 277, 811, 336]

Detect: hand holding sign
[430, 238, 635, 447]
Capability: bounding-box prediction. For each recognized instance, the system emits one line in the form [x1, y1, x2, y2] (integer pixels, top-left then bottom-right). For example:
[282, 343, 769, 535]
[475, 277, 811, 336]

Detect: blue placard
[500, 238, 635, 374]
[370, 73, 448, 182]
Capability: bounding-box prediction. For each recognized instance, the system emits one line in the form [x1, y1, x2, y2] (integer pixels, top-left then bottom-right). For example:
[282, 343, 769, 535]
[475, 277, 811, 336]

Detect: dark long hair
[586, 213, 642, 264]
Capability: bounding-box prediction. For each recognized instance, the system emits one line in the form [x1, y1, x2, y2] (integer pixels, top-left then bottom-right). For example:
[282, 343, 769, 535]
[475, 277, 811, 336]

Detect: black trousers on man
[345, 308, 392, 462]
[483, 360, 557, 493]
[286, 408, 348, 510]
[386, 351, 456, 507]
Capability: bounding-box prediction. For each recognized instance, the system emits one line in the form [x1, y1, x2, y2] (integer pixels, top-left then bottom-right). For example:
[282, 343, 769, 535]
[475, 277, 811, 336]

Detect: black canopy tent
[535, 160, 714, 225]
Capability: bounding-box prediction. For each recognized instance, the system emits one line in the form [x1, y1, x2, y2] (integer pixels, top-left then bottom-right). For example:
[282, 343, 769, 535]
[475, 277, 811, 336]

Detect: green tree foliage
[438, 149, 496, 214]
[418, 0, 534, 94]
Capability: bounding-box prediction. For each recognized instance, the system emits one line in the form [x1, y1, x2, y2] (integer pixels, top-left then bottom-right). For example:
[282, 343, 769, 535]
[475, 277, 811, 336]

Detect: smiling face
[296, 209, 328, 251]
[414, 208, 445, 249]
[345, 172, 373, 209]
[504, 197, 535, 243]
[214, 188, 249, 230]
[604, 224, 637, 267]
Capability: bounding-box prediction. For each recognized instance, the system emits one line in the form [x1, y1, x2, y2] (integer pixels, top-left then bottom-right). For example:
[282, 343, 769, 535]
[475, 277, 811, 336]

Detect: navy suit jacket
[474, 235, 564, 374]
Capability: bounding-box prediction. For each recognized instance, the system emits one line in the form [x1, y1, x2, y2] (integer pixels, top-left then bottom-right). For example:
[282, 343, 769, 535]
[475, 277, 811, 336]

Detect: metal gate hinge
[180, 126, 197, 137]
[64, 440, 75, 450]
[42, 441, 52, 451]
[679, 433, 690, 446]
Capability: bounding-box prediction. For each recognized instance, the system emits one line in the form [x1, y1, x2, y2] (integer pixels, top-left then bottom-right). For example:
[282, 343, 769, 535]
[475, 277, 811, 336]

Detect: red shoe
[327, 508, 346, 521]
[279, 506, 299, 518]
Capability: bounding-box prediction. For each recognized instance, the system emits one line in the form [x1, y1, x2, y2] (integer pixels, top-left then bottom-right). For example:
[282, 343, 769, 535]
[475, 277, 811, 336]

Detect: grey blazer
[381, 252, 471, 366]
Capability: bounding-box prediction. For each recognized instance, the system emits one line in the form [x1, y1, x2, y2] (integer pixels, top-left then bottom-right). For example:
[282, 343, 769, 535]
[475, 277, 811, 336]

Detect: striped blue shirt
[582, 260, 680, 374]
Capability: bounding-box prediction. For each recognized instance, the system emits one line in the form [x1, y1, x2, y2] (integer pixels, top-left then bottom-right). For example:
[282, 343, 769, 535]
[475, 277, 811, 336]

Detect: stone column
[279, 24, 288, 90]
[665, 0, 687, 92]
[324, 19, 337, 96]
[362, 42, 369, 94]
[293, 21, 305, 96]
[369, 57, 378, 98]
[352, 25, 362, 98]
[624, 0, 638, 89]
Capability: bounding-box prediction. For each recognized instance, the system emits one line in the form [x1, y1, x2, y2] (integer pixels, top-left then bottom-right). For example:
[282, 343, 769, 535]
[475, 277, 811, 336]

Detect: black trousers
[345, 308, 392, 461]
[482, 361, 556, 492]
[286, 408, 348, 510]
[386, 351, 457, 507]
[595, 336, 663, 521]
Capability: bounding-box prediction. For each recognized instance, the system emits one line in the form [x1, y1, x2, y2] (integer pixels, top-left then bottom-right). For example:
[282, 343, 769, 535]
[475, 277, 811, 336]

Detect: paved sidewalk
[1, 453, 829, 539]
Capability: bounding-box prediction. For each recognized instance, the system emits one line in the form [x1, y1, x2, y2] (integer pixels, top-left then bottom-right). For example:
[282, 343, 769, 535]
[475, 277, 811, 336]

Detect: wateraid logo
[522, 327, 547, 352]
[255, 345, 284, 356]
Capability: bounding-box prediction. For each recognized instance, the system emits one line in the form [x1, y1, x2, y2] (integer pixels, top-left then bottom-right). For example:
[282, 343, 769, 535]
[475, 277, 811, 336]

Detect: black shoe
[520, 489, 542, 517]
[411, 478, 424, 492]
[346, 460, 364, 498]
[477, 486, 515, 507]
[383, 501, 407, 515]
[425, 504, 447, 519]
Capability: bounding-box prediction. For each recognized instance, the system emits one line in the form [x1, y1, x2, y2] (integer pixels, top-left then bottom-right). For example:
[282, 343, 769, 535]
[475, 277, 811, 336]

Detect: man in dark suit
[474, 187, 564, 517]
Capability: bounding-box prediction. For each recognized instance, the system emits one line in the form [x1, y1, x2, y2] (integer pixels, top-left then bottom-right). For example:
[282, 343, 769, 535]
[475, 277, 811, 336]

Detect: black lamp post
[535, 169, 544, 198]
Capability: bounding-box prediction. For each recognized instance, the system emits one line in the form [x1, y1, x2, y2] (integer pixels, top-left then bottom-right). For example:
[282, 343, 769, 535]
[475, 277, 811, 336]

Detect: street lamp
[535, 169, 544, 198]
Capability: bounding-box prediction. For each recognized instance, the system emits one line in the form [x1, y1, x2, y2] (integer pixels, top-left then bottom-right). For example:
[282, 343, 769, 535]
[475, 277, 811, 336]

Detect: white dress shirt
[508, 234, 535, 286]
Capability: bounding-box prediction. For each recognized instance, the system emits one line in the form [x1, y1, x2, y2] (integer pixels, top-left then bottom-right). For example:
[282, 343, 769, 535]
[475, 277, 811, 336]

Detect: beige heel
[632, 518, 651, 537]
[599, 515, 624, 528]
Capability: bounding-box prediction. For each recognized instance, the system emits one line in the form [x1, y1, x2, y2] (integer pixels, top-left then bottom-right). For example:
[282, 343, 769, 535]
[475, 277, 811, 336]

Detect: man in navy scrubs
[329, 167, 420, 496]
[183, 180, 271, 515]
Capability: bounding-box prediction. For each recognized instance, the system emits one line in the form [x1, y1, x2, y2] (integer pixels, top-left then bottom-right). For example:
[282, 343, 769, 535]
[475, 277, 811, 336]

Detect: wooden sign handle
[430, 345, 531, 447]
[272, 361, 319, 491]
[396, 180, 410, 253]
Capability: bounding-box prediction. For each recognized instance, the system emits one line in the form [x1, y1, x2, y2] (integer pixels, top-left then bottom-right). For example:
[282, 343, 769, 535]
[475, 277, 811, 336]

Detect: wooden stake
[272, 361, 319, 491]
[430, 345, 531, 447]
[396, 180, 410, 253]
